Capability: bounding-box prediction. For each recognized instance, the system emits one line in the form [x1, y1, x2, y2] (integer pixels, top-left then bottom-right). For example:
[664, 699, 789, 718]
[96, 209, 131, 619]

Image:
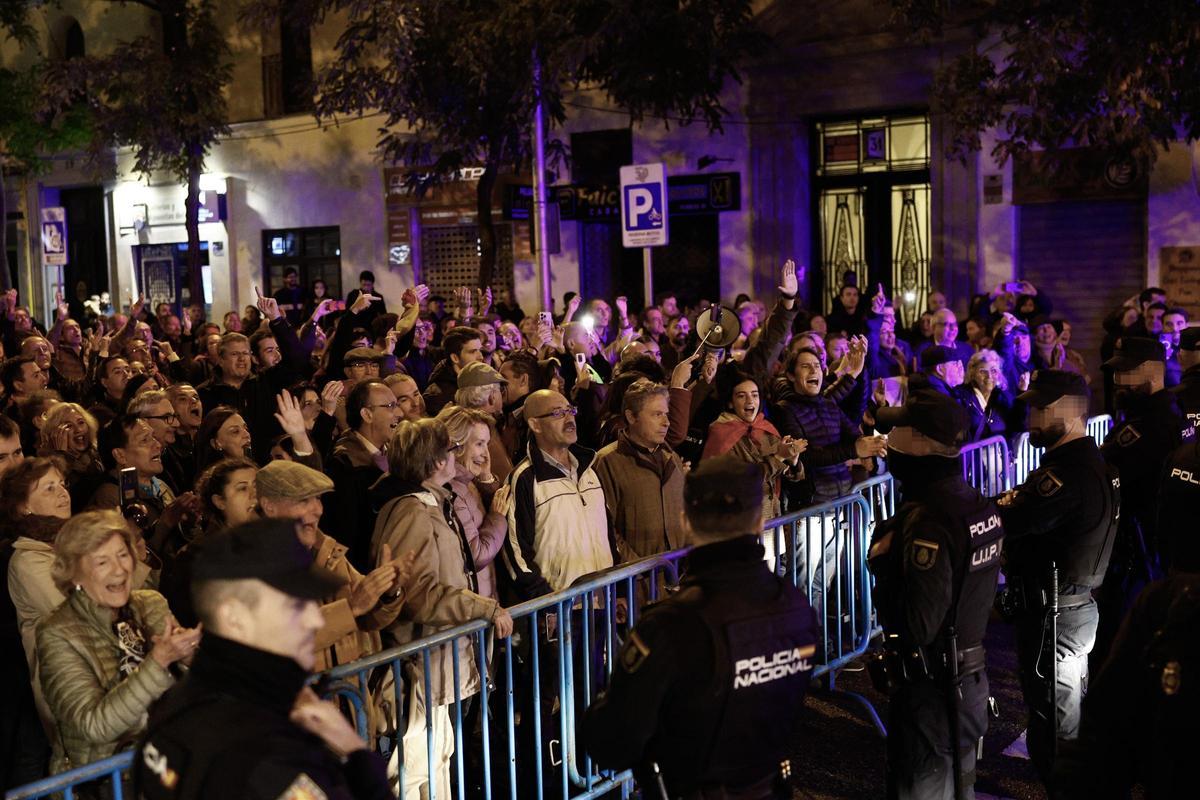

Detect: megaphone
[695, 305, 741, 351]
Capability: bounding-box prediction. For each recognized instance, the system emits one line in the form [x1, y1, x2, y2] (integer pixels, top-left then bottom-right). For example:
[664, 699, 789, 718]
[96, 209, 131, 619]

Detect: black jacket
[134, 634, 390, 800]
[773, 383, 861, 504]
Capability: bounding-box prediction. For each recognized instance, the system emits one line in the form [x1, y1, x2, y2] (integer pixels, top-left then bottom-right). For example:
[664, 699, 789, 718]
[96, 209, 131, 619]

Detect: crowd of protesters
[0, 258, 1191, 797]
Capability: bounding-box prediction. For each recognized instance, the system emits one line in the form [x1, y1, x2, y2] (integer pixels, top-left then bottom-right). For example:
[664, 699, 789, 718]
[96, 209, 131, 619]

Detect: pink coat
[449, 464, 507, 600]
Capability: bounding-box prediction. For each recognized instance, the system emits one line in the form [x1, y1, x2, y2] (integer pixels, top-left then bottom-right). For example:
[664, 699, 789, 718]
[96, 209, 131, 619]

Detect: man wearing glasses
[324, 379, 403, 570]
[129, 389, 189, 494]
[502, 389, 613, 601]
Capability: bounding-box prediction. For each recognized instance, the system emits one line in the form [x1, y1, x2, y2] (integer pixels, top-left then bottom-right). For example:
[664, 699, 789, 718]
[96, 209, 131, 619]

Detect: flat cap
[457, 361, 506, 389]
[344, 347, 385, 364]
[256, 460, 334, 500]
[684, 455, 764, 519]
[919, 345, 961, 371]
[1018, 369, 1089, 408]
[1103, 336, 1165, 371]
[190, 518, 343, 600]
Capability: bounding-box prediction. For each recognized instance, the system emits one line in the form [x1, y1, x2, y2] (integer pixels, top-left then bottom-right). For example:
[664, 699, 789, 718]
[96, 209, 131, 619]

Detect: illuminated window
[813, 113, 931, 326]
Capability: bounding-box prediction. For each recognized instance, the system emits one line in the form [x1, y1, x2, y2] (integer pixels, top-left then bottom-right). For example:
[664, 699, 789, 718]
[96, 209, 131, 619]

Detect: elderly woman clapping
[35, 509, 199, 773]
[953, 349, 1018, 442]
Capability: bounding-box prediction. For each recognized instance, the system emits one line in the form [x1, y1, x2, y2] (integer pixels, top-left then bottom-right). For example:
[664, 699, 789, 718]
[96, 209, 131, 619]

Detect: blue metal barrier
[8, 483, 899, 799]
[4, 751, 132, 800]
[959, 434, 1011, 496]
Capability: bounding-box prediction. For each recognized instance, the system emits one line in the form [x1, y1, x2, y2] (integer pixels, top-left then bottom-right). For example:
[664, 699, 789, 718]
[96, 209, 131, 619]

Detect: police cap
[1180, 327, 1200, 352]
[190, 517, 343, 600]
[1103, 336, 1165, 371]
[684, 455, 764, 519]
[919, 345, 960, 371]
[1018, 369, 1090, 409]
[876, 385, 969, 452]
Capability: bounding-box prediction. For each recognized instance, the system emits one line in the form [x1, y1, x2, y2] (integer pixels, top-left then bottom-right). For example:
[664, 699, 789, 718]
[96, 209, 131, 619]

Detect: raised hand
[670, 348, 703, 389]
[254, 286, 281, 321]
[700, 351, 719, 384]
[778, 259, 799, 297]
[129, 293, 146, 320]
[480, 286, 493, 315]
[320, 380, 343, 415]
[565, 294, 582, 321]
[181, 311, 192, 335]
[309, 298, 333, 323]
[871, 283, 887, 315]
[384, 330, 398, 355]
[615, 296, 628, 321]
[55, 291, 69, 321]
[350, 291, 379, 316]
[273, 391, 307, 437]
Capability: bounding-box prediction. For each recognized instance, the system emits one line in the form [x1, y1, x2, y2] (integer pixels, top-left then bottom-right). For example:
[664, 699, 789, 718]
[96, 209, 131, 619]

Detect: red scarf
[702, 412, 780, 460]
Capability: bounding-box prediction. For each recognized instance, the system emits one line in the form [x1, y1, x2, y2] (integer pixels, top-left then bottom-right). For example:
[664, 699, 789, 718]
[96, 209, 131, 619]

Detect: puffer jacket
[448, 463, 506, 601]
[371, 480, 500, 707]
[36, 588, 175, 773]
[773, 383, 861, 504]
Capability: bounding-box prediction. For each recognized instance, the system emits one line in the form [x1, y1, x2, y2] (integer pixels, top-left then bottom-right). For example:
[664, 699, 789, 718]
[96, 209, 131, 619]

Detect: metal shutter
[1018, 200, 1146, 408]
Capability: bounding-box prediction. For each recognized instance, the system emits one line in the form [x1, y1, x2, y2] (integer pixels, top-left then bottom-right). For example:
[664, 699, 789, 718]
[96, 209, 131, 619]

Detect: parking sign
[619, 163, 669, 248]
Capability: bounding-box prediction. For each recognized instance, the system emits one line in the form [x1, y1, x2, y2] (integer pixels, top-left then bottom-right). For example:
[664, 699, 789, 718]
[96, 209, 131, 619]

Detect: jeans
[1015, 598, 1098, 787]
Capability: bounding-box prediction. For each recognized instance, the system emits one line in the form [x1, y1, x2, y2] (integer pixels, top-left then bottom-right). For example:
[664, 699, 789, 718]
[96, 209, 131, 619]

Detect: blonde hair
[37, 402, 99, 453]
[51, 509, 136, 594]
[435, 404, 492, 447]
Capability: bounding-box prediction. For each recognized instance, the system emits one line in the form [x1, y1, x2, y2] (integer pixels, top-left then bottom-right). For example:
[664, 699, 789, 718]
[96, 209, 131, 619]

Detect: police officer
[1096, 337, 1186, 665]
[1167, 326, 1200, 437]
[1156, 430, 1200, 569]
[994, 370, 1119, 789]
[870, 385, 1004, 800]
[133, 518, 392, 800]
[582, 455, 818, 800]
[1054, 511, 1200, 798]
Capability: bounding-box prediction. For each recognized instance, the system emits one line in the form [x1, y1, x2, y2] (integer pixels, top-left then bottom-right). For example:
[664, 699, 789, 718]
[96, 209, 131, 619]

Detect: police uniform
[582, 457, 818, 800]
[995, 370, 1119, 786]
[134, 520, 392, 800]
[1097, 337, 1186, 666]
[871, 388, 1005, 800]
[1167, 327, 1200, 438]
[1054, 573, 1200, 798]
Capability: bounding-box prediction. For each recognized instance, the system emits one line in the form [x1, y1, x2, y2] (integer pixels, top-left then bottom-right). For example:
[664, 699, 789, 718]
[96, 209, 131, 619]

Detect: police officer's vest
[872, 483, 1004, 651]
[1142, 579, 1200, 793]
[661, 568, 816, 793]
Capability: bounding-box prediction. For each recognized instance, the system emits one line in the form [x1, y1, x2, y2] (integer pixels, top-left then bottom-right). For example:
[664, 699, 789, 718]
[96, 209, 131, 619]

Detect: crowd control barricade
[320, 551, 686, 800]
[959, 435, 1011, 496]
[1012, 432, 1041, 486]
[1087, 414, 1113, 446]
[4, 751, 133, 800]
[764, 492, 884, 734]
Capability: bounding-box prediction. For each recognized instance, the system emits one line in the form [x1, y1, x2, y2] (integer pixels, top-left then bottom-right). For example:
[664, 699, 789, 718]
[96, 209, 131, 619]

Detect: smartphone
[574, 352, 588, 368]
[538, 311, 552, 328]
[119, 467, 138, 509]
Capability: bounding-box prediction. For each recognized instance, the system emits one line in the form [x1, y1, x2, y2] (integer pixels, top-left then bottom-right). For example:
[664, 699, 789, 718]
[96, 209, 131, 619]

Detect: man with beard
[994, 371, 1120, 791]
[322, 379, 402, 570]
[1096, 336, 1186, 664]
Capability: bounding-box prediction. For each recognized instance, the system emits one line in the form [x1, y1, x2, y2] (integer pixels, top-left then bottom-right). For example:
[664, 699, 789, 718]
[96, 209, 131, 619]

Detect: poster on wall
[1160, 246, 1200, 320]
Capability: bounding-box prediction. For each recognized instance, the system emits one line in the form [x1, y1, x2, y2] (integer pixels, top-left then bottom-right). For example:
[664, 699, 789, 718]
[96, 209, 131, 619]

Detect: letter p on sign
[619, 163, 669, 248]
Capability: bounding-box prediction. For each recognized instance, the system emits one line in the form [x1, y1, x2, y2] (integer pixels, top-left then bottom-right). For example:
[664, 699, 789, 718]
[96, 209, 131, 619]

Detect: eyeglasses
[141, 412, 179, 423]
[447, 440, 465, 454]
[367, 401, 398, 411]
[534, 405, 578, 420]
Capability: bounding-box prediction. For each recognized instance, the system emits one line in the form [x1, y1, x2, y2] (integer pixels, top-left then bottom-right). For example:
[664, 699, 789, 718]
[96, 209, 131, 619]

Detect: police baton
[945, 624, 965, 800]
[1048, 562, 1059, 761]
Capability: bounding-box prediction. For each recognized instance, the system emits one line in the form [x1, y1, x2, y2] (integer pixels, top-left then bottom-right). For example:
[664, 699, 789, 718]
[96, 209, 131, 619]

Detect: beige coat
[36, 588, 175, 773]
[371, 482, 500, 706]
[311, 530, 405, 672]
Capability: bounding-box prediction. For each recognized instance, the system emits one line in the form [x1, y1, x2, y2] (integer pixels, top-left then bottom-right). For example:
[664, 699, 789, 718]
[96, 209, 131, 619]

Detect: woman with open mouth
[35, 509, 199, 778]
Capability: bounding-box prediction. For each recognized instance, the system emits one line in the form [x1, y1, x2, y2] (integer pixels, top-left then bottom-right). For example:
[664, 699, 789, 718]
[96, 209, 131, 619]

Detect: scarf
[701, 411, 780, 460]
